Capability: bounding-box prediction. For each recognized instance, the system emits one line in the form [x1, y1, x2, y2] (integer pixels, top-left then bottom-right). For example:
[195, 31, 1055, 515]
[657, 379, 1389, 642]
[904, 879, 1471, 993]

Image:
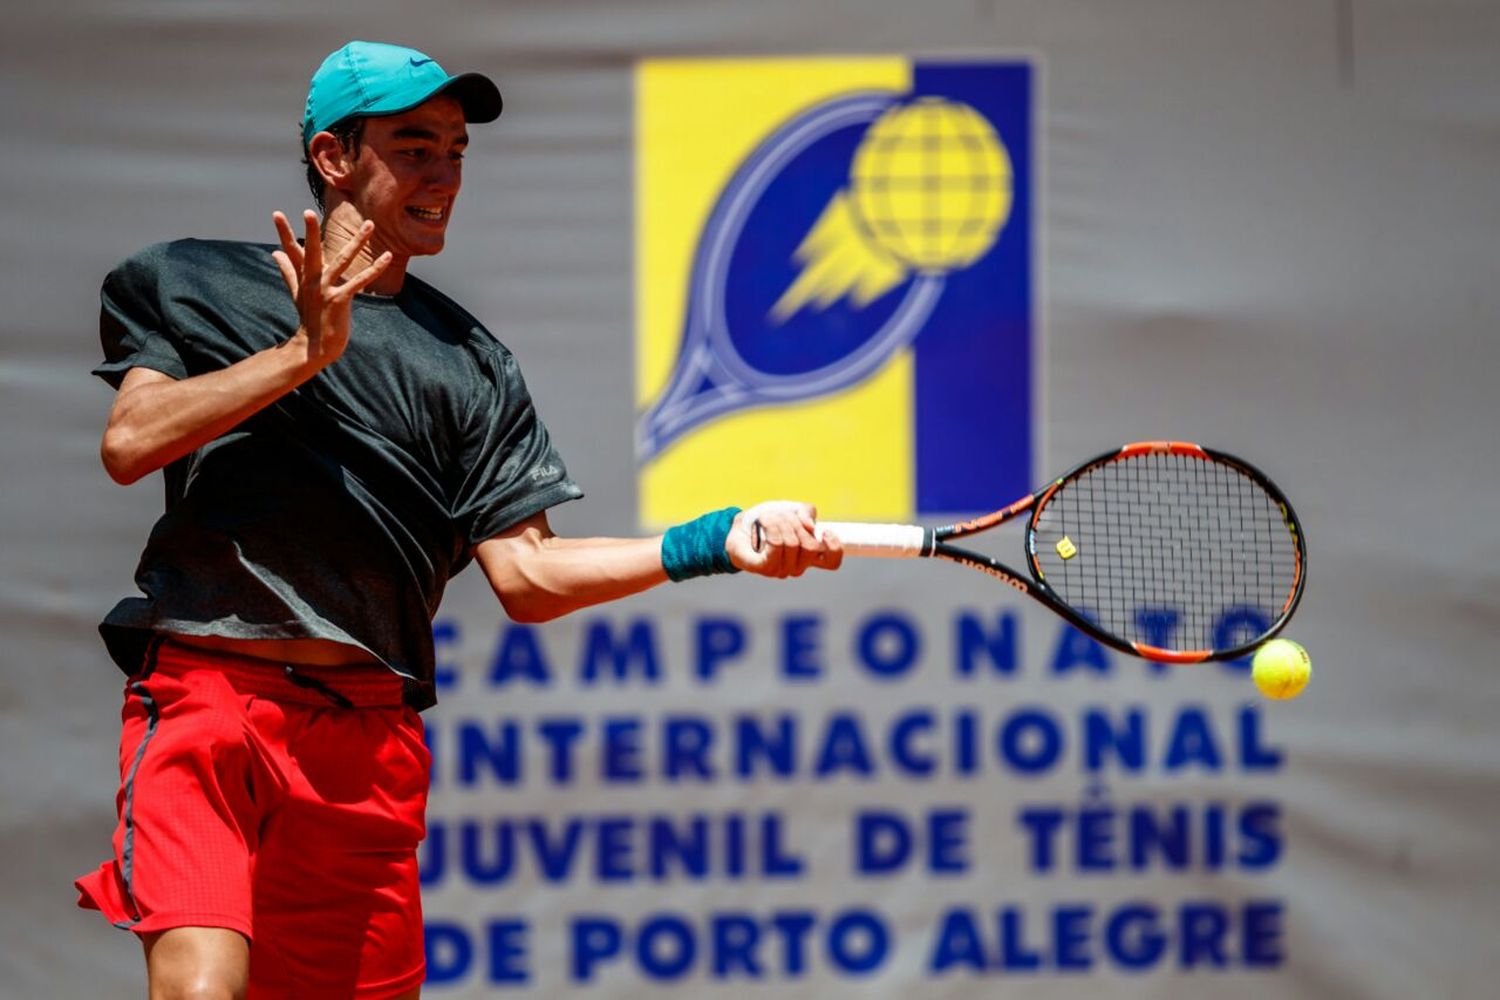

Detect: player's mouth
[406, 205, 447, 225]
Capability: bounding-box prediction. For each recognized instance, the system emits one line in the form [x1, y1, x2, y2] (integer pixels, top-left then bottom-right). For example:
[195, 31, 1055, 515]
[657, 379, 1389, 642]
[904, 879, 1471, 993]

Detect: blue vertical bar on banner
[911, 62, 1034, 512]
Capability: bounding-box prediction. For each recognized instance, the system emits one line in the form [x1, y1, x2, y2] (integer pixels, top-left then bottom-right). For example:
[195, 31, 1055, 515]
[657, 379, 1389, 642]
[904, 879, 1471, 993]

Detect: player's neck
[320, 210, 410, 296]
[362, 255, 409, 296]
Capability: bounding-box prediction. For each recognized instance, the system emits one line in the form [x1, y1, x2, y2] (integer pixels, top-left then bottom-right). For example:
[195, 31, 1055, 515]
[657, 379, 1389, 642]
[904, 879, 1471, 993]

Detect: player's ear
[308, 131, 358, 194]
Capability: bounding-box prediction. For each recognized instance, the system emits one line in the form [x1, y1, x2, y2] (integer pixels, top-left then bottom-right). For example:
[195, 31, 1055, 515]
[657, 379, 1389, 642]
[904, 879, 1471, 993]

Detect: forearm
[476, 503, 841, 624]
[482, 529, 669, 623]
[102, 213, 390, 486]
[101, 337, 318, 484]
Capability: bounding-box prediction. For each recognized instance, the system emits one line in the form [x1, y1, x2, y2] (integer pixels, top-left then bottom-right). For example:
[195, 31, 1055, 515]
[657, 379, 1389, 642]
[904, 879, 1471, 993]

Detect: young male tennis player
[75, 41, 842, 999]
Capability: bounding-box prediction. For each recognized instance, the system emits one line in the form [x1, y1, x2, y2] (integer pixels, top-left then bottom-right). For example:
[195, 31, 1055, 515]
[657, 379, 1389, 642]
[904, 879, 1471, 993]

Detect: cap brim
[314, 71, 504, 145]
[437, 72, 503, 123]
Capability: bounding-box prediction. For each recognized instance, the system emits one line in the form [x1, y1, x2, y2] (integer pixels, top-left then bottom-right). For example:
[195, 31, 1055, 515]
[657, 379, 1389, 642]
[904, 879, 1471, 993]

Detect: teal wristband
[661, 507, 742, 582]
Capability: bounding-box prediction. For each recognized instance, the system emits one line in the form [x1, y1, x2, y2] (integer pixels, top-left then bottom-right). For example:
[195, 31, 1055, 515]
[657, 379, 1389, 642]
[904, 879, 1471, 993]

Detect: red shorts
[76, 638, 431, 998]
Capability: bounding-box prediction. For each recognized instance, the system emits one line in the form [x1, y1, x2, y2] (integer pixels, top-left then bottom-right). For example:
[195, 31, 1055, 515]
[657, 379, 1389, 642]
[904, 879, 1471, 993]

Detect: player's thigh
[247, 701, 429, 995]
[142, 925, 250, 1000]
[247, 840, 425, 995]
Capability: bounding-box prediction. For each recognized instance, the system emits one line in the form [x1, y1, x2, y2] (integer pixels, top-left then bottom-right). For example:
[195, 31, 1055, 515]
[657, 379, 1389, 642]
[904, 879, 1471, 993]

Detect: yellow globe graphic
[849, 97, 1013, 272]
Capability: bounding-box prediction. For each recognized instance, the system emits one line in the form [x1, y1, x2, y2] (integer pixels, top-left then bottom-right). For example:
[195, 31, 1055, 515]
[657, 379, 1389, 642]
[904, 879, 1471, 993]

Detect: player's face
[345, 95, 468, 258]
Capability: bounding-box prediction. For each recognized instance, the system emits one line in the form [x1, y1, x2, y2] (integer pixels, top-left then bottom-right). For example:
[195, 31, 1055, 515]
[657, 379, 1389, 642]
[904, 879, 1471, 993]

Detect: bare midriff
[168, 632, 380, 667]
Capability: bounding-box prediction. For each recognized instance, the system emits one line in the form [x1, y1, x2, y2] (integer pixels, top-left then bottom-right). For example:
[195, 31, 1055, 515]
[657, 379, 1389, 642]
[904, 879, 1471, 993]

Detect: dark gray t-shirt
[96, 239, 583, 708]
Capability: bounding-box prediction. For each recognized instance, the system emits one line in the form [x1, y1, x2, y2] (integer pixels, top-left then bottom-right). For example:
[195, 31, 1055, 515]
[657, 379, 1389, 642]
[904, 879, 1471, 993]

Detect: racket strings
[1032, 453, 1301, 653]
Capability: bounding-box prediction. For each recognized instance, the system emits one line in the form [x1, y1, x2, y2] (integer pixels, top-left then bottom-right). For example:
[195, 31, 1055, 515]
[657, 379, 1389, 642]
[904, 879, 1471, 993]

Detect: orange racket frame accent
[924, 440, 1305, 663]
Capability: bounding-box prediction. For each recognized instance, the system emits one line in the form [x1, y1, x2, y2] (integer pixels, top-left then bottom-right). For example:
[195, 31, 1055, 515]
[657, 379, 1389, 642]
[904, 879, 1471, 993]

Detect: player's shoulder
[403, 273, 515, 359]
[108, 239, 276, 282]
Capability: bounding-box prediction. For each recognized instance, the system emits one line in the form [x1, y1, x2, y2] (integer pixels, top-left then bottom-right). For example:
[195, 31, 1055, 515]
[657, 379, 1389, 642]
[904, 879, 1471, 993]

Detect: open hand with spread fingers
[271, 210, 393, 370]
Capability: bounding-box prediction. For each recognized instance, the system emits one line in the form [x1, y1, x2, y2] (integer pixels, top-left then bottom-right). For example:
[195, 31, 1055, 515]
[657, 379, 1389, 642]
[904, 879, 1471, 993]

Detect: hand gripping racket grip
[750, 519, 934, 558]
[816, 522, 934, 558]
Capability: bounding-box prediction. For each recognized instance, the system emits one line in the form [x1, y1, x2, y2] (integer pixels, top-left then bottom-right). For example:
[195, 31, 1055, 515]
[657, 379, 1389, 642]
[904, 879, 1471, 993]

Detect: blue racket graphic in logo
[637, 91, 1014, 461]
[637, 60, 1035, 519]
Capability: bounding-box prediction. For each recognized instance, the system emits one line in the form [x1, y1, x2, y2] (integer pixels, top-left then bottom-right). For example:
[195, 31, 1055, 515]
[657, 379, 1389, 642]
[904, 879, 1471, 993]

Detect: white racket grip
[818, 521, 931, 558]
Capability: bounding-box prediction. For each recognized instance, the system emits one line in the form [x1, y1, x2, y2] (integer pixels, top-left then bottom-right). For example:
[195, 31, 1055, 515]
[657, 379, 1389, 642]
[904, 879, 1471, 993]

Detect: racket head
[1023, 441, 1306, 662]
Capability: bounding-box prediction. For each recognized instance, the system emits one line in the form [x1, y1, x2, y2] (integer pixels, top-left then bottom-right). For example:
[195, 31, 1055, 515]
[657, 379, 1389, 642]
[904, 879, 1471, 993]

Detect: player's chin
[404, 234, 447, 256]
[398, 221, 450, 255]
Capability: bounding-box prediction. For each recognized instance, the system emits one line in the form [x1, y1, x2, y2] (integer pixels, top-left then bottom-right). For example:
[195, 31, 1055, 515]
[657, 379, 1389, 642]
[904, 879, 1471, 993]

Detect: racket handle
[817, 521, 931, 558]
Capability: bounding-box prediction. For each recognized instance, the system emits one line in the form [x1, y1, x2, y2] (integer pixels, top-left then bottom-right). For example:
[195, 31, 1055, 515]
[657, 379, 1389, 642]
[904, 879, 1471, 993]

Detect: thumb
[725, 513, 768, 572]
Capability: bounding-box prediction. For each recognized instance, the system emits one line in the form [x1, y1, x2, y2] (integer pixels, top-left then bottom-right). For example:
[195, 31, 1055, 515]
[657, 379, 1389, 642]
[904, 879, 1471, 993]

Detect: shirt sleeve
[93, 244, 189, 388]
[452, 344, 584, 547]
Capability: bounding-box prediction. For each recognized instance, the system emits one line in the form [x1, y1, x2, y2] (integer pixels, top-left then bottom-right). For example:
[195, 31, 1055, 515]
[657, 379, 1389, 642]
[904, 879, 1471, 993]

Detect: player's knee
[151, 975, 247, 1000]
[144, 928, 249, 1000]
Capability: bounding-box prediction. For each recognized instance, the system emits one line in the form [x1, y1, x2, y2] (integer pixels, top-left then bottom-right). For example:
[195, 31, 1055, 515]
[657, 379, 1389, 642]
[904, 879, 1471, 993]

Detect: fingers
[272, 211, 304, 267]
[271, 250, 299, 299]
[342, 251, 394, 294]
[812, 527, 844, 572]
[301, 209, 323, 281]
[272, 212, 304, 298]
[327, 220, 375, 283]
[737, 501, 842, 578]
[753, 515, 791, 577]
[785, 513, 822, 577]
[785, 510, 841, 576]
[269, 209, 390, 369]
[274, 211, 389, 298]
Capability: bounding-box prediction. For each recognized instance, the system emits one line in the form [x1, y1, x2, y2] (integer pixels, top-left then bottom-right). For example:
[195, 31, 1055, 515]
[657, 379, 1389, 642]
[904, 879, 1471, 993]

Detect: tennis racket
[758, 441, 1305, 663]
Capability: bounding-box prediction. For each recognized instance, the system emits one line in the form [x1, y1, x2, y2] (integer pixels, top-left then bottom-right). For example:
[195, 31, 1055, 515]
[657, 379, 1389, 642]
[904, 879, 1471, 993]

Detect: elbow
[493, 568, 574, 625]
[497, 590, 569, 625]
[481, 526, 580, 624]
[100, 425, 149, 485]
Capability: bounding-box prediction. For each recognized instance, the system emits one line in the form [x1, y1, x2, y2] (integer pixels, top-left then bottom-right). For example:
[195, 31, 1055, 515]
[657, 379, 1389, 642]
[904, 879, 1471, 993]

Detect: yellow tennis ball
[1252, 639, 1311, 700]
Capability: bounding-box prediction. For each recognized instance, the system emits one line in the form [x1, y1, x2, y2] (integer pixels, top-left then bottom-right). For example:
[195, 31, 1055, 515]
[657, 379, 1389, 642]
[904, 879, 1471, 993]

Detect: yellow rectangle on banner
[636, 58, 914, 530]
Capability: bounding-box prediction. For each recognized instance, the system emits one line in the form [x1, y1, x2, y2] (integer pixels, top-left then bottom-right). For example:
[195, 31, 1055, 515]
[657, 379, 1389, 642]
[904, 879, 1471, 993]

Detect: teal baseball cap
[302, 41, 502, 149]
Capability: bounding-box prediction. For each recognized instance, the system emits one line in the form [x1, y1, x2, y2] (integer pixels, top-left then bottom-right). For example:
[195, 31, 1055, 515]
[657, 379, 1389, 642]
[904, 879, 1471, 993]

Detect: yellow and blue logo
[636, 58, 1034, 528]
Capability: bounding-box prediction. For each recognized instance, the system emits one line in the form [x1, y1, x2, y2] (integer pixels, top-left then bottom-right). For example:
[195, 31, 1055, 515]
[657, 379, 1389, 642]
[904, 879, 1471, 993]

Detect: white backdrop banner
[3, 2, 1498, 998]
